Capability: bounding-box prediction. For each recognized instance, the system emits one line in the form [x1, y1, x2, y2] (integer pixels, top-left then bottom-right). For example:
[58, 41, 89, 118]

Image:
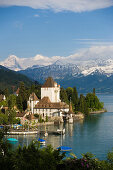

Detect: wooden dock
[39, 129, 65, 135]
[7, 131, 38, 135]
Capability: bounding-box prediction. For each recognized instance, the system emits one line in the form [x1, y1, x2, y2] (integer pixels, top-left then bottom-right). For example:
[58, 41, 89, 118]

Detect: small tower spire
[69, 97, 73, 112]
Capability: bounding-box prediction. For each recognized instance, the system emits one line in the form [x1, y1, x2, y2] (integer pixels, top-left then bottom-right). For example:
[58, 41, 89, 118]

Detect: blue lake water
[8, 94, 113, 160]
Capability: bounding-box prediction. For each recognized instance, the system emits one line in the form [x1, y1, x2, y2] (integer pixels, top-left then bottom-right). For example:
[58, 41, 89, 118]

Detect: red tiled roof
[42, 77, 57, 88]
[34, 97, 69, 109]
[16, 88, 20, 94]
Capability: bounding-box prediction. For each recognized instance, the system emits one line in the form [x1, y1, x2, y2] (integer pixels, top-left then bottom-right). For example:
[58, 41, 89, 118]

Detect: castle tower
[41, 77, 61, 103]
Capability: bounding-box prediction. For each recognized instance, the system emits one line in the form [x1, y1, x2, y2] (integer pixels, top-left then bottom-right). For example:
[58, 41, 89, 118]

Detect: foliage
[0, 129, 113, 170]
[8, 95, 16, 109]
[19, 82, 28, 111]
[34, 114, 39, 118]
[86, 93, 103, 111]
[0, 113, 8, 124]
[16, 95, 23, 112]
[107, 149, 113, 163]
[0, 100, 8, 107]
[0, 109, 17, 125]
[39, 115, 43, 123]
[6, 109, 17, 124]
[60, 87, 69, 104]
[60, 86, 103, 115]
[0, 67, 32, 93]
[46, 115, 48, 122]
[58, 152, 113, 170]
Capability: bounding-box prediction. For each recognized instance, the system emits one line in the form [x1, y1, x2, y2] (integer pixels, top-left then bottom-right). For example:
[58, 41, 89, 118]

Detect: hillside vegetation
[0, 65, 33, 92]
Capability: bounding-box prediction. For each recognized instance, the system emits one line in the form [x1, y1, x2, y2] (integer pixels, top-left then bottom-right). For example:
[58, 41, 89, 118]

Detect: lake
[8, 94, 113, 160]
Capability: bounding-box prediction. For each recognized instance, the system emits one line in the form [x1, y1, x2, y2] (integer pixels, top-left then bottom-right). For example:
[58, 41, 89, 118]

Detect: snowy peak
[0, 55, 22, 71]
[1, 46, 113, 76]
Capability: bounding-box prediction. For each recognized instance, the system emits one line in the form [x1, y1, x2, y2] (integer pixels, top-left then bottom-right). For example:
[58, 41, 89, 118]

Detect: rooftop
[29, 92, 39, 101]
[42, 77, 58, 88]
[34, 96, 69, 109]
[0, 94, 5, 102]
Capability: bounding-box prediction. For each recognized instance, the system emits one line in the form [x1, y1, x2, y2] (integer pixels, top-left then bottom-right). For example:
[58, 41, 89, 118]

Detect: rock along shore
[89, 109, 106, 114]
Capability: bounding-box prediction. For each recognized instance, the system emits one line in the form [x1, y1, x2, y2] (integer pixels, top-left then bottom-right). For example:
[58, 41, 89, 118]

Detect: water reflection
[7, 94, 113, 160]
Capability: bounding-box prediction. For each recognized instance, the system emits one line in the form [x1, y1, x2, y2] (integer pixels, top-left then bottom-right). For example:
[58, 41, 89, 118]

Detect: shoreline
[89, 109, 106, 114]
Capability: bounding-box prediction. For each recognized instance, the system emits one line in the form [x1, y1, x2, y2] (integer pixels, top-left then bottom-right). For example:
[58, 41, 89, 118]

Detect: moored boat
[7, 138, 18, 142]
[38, 138, 46, 145]
[57, 146, 72, 151]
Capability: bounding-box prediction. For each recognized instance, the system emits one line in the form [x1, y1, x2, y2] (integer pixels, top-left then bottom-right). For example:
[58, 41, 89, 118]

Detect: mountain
[1, 46, 113, 92]
[0, 65, 33, 92]
[0, 55, 62, 71]
[19, 62, 113, 93]
[1, 46, 113, 73]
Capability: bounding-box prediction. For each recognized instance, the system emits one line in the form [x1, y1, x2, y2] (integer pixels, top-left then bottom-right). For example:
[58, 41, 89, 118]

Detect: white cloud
[0, 0, 113, 12]
[34, 14, 40, 17]
[79, 41, 113, 45]
[1, 45, 113, 70]
[68, 45, 113, 61]
[74, 38, 97, 41]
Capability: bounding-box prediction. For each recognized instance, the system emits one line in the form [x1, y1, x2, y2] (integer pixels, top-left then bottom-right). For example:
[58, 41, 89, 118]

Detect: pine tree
[93, 88, 95, 96]
[3, 88, 9, 98]
[72, 87, 78, 111]
[60, 87, 69, 104]
[16, 95, 23, 112]
[19, 82, 27, 111]
[66, 87, 73, 101]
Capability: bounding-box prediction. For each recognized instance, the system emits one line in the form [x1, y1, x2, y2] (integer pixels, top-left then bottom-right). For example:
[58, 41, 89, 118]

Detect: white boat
[57, 128, 65, 135]
[44, 132, 48, 137]
[44, 125, 48, 137]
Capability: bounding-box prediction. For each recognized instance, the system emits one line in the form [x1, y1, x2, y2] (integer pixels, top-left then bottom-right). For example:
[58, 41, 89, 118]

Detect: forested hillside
[0, 65, 33, 92]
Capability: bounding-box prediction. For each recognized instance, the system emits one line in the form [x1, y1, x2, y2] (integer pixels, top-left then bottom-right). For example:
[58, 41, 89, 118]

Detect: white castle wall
[41, 86, 61, 103]
[34, 108, 69, 117]
[27, 100, 39, 114]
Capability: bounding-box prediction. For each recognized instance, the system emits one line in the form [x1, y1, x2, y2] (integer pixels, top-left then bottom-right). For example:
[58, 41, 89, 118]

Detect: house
[27, 77, 69, 119]
[14, 88, 20, 96]
[27, 92, 39, 114]
[0, 94, 6, 102]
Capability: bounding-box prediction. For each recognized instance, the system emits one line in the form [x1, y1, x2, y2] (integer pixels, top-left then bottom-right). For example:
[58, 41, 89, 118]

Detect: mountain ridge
[0, 65, 33, 92]
[1, 46, 113, 93]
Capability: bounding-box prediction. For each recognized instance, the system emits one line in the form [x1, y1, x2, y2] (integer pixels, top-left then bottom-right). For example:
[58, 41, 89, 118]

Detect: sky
[0, 0, 113, 61]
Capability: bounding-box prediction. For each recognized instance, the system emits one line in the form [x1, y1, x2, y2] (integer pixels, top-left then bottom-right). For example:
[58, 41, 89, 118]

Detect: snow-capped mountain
[0, 54, 62, 71]
[1, 45, 113, 92]
[1, 46, 113, 77]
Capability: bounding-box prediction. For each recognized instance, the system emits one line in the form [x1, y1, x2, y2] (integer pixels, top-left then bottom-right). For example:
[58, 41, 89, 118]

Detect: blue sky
[0, 0, 113, 60]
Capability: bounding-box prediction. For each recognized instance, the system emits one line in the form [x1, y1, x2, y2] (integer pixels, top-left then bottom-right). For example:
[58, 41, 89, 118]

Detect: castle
[27, 77, 69, 118]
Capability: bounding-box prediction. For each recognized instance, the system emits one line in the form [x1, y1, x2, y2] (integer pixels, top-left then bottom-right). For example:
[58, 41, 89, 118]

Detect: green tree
[3, 88, 9, 98]
[16, 95, 23, 112]
[72, 87, 78, 111]
[66, 87, 73, 101]
[8, 95, 16, 109]
[78, 94, 89, 115]
[86, 93, 103, 111]
[60, 87, 69, 104]
[19, 82, 27, 111]
[6, 109, 16, 124]
[0, 113, 8, 124]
